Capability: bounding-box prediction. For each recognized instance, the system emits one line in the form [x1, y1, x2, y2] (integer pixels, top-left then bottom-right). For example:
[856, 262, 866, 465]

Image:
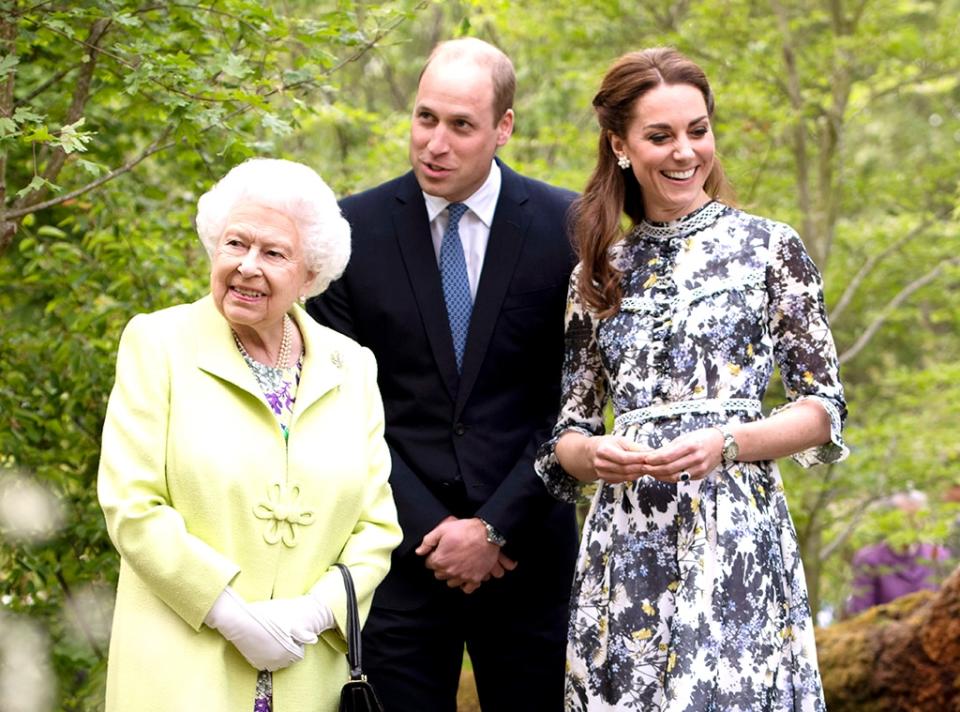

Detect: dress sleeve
[766, 224, 849, 467]
[534, 264, 609, 502]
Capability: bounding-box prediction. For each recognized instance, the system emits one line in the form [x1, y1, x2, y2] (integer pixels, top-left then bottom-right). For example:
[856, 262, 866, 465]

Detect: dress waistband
[613, 398, 762, 432]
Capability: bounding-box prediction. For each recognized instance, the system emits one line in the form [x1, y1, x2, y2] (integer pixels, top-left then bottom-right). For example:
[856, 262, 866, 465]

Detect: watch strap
[479, 518, 507, 547]
[712, 425, 739, 464]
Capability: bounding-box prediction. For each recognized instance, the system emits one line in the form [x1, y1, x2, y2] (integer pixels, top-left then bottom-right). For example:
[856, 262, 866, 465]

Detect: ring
[679, 471, 691, 482]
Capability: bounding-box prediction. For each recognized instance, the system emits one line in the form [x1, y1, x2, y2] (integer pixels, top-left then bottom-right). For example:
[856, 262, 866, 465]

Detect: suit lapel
[455, 163, 530, 415]
[392, 173, 461, 400]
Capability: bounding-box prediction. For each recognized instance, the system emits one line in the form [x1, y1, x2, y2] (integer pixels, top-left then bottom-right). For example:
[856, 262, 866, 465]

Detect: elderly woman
[97, 158, 401, 712]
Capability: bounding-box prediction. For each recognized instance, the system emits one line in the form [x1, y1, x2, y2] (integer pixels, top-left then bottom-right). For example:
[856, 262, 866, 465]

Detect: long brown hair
[575, 48, 735, 317]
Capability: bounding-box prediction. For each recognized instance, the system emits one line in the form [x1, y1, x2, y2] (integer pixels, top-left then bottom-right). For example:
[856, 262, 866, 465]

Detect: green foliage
[2, 0, 959, 705]
[0, 0, 423, 707]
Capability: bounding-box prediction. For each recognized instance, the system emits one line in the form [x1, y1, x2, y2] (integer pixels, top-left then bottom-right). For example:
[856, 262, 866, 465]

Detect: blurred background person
[97, 158, 401, 712]
[846, 489, 951, 616]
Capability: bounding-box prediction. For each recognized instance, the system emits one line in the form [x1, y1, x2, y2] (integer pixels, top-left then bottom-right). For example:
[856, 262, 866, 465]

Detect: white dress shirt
[422, 160, 502, 300]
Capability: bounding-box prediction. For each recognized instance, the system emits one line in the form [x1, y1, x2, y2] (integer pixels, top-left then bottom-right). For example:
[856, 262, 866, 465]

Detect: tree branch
[32, 19, 237, 104]
[136, 3, 268, 37]
[2, 127, 176, 224]
[852, 66, 960, 119]
[320, 0, 432, 78]
[839, 257, 960, 364]
[851, 0, 871, 29]
[13, 62, 81, 107]
[798, 462, 839, 550]
[9, 17, 111, 218]
[829, 214, 942, 323]
[0, 8, 17, 215]
[819, 493, 887, 561]
[769, 0, 812, 239]
[1, 2, 425, 254]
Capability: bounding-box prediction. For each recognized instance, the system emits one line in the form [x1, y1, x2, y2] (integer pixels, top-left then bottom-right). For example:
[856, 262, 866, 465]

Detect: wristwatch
[479, 518, 507, 547]
[714, 425, 740, 464]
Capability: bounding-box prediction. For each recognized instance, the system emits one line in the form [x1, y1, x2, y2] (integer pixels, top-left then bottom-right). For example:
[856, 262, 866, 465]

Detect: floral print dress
[236, 345, 303, 712]
[535, 201, 848, 711]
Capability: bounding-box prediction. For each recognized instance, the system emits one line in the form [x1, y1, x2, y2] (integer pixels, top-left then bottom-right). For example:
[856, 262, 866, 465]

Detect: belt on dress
[613, 397, 762, 432]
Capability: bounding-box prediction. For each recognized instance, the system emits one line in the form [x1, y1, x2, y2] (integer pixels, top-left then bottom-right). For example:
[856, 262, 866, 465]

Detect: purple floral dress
[239, 349, 303, 712]
[535, 201, 848, 711]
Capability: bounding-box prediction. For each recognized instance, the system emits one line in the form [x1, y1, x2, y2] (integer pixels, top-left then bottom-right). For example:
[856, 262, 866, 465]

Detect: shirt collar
[422, 160, 501, 226]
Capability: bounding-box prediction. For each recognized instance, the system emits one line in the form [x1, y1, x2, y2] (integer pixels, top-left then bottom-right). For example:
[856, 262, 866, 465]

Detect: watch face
[723, 434, 739, 460]
[482, 521, 506, 546]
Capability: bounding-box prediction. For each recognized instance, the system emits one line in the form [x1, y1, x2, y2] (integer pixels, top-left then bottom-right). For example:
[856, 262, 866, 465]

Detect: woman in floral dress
[535, 48, 848, 711]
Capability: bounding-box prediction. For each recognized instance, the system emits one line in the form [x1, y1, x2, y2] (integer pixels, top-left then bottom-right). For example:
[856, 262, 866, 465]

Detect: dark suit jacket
[308, 160, 579, 609]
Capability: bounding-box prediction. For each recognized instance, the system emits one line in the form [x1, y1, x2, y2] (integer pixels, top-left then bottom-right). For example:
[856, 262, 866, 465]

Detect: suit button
[453, 423, 466, 436]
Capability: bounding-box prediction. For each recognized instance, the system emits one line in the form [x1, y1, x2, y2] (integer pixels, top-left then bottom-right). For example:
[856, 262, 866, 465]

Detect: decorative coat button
[453, 423, 466, 436]
[253, 481, 315, 547]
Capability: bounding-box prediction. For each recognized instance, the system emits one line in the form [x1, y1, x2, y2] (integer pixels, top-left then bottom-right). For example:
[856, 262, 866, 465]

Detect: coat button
[453, 423, 466, 436]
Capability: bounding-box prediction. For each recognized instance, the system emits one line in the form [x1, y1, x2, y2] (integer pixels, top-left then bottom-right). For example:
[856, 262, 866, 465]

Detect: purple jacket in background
[846, 541, 951, 615]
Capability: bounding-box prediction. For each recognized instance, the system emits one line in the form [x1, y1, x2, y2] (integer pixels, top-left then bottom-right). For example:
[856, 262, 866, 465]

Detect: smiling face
[610, 83, 716, 222]
[409, 57, 514, 202]
[209, 203, 316, 337]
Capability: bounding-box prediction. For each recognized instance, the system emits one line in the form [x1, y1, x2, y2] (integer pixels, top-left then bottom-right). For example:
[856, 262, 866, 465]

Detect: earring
[616, 154, 631, 170]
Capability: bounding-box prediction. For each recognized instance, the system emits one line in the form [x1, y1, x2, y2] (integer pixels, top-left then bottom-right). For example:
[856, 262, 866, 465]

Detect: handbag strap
[334, 563, 364, 681]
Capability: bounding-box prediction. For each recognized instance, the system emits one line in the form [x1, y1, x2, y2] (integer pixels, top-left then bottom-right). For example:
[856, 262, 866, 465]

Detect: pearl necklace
[233, 314, 293, 368]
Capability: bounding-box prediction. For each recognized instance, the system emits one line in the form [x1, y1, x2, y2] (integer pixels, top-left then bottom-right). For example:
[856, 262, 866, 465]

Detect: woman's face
[610, 82, 715, 222]
[209, 203, 316, 334]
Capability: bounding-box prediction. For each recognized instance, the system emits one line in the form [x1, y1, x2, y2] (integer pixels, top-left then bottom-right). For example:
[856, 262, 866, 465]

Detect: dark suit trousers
[362, 553, 570, 712]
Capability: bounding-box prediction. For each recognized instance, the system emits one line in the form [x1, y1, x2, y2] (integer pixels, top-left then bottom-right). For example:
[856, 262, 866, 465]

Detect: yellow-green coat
[98, 296, 401, 712]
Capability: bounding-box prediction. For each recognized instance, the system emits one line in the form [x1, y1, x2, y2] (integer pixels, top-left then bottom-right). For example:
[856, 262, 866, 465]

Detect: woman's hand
[591, 435, 657, 484]
[204, 587, 304, 671]
[248, 592, 334, 646]
[638, 427, 724, 483]
[556, 432, 652, 484]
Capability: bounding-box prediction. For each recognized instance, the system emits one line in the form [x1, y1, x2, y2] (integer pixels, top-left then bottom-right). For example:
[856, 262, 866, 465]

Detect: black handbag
[335, 564, 385, 712]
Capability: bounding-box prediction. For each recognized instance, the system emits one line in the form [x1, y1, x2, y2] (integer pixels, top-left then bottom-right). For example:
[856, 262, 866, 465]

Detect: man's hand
[415, 516, 517, 593]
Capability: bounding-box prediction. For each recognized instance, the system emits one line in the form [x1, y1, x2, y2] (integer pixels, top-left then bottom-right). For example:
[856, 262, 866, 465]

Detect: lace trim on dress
[621, 269, 765, 315]
[629, 200, 727, 242]
[613, 398, 762, 432]
[622, 201, 729, 399]
[771, 394, 850, 466]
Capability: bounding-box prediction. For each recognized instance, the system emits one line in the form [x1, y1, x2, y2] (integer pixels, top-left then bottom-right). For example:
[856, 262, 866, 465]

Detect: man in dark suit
[308, 37, 578, 711]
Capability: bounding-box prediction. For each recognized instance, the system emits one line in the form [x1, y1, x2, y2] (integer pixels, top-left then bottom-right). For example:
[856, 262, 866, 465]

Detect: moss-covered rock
[817, 565, 960, 710]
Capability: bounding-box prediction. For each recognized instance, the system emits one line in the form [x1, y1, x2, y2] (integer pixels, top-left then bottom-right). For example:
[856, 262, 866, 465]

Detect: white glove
[204, 587, 304, 671]
[248, 590, 335, 646]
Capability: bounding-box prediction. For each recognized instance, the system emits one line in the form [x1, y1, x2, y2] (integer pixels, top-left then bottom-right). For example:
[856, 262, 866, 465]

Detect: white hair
[889, 489, 928, 513]
[195, 158, 351, 297]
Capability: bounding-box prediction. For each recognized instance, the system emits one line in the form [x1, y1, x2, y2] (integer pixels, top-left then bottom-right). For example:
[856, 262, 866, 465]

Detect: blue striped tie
[440, 203, 472, 371]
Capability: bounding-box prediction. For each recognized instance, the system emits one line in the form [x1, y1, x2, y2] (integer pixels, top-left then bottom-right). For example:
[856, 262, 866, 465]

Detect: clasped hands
[585, 426, 725, 485]
[416, 516, 517, 594]
[204, 585, 334, 672]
